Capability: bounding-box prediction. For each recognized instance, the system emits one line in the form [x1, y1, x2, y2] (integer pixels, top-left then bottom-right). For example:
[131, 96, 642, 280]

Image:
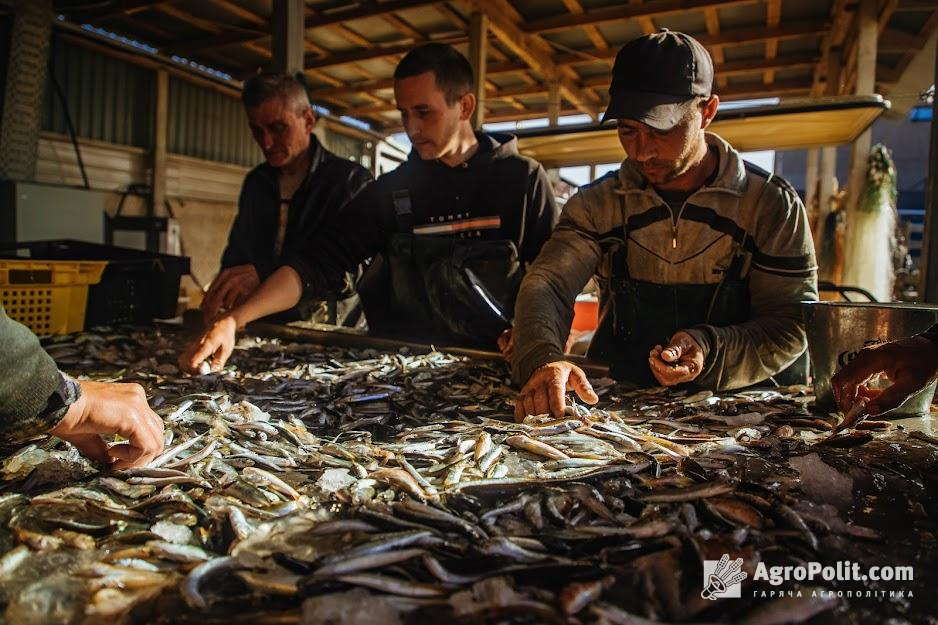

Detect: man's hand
[49, 380, 164, 470]
[648, 331, 705, 386]
[201, 265, 260, 322]
[179, 315, 238, 374]
[515, 361, 599, 422]
[497, 329, 513, 362]
[831, 335, 938, 419]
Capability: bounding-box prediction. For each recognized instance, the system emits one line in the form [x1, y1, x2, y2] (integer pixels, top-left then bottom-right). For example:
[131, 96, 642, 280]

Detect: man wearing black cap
[511, 30, 818, 420]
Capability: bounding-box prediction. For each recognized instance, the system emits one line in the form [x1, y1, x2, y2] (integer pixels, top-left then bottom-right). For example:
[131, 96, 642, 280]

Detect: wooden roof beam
[309, 60, 529, 98]
[461, 0, 601, 118]
[305, 39, 467, 70]
[68, 0, 172, 21]
[332, 24, 374, 49]
[562, 0, 609, 50]
[435, 4, 468, 28]
[580, 54, 818, 87]
[164, 30, 264, 55]
[304, 0, 444, 30]
[810, 0, 853, 96]
[205, 0, 267, 26]
[894, 0, 938, 10]
[343, 84, 548, 116]
[878, 27, 927, 52]
[630, 0, 658, 35]
[704, 6, 726, 88]
[525, 0, 757, 34]
[764, 0, 782, 84]
[383, 14, 427, 42]
[553, 21, 829, 67]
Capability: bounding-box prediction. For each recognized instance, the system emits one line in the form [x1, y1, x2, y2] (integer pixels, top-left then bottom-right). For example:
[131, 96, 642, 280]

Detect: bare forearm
[230, 266, 304, 327]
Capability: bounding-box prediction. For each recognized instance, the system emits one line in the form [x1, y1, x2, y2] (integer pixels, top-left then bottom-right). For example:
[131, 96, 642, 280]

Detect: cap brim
[601, 91, 693, 130]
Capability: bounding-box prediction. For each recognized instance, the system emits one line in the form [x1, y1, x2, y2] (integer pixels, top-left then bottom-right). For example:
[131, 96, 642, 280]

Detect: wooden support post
[152, 69, 168, 217]
[469, 11, 487, 130]
[272, 0, 304, 75]
[816, 147, 838, 250]
[842, 0, 879, 295]
[805, 147, 819, 222]
[922, 39, 938, 301]
[547, 81, 561, 127]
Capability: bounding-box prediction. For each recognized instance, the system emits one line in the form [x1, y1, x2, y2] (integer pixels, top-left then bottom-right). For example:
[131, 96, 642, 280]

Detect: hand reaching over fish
[831, 333, 938, 431]
[515, 361, 598, 421]
[49, 379, 164, 469]
[179, 315, 238, 374]
[648, 331, 705, 386]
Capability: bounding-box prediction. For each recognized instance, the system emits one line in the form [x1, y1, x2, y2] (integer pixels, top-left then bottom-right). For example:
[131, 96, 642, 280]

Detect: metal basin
[802, 301, 938, 416]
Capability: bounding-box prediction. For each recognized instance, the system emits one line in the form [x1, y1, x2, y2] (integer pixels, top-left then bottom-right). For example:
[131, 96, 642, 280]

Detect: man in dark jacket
[181, 44, 558, 372]
[200, 72, 373, 324]
[0, 304, 163, 468]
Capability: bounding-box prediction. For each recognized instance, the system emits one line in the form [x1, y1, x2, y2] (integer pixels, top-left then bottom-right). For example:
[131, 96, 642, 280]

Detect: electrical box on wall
[0, 180, 106, 244]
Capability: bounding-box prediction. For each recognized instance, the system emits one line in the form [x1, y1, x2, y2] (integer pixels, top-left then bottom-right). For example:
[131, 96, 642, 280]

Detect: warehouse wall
[167, 77, 261, 167]
[36, 131, 242, 290]
[28, 33, 379, 306]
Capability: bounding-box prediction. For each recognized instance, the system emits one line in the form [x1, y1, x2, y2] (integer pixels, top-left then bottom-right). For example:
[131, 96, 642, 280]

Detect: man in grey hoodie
[512, 30, 818, 420]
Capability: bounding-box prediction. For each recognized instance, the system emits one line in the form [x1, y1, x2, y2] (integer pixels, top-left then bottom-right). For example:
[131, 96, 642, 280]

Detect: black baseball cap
[601, 29, 714, 129]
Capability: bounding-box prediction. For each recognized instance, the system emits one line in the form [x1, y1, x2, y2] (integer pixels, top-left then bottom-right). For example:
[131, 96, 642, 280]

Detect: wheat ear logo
[702, 554, 748, 600]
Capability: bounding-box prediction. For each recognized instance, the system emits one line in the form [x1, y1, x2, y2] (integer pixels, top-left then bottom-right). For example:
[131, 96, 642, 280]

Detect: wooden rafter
[434, 4, 468, 28]
[881, 4, 938, 96]
[155, 4, 261, 37]
[306, 40, 463, 70]
[561, 0, 608, 50]
[304, 0, 444, 30]
[579, 54, 818, 88]
[704, 6, 726, 89]
[524, 0, 757, 34]
[764, 0, 782, 84]
[461, 0, 601, 117]
[811, 0, 852, 96]
[344, 83, 547, 115]
[552, 20, 829, 67]
[62, 0, 938, 135]
[383, 13, 427, 42]
[309, 60, 529, 99]
[205, 0, 266, 26]
[332, 24, 374, 49]
[629, 0, 657, 36]
[70, 0, 172, 21]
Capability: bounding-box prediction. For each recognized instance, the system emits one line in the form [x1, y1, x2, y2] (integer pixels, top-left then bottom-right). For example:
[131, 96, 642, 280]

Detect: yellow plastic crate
[0, 259, 107, 335]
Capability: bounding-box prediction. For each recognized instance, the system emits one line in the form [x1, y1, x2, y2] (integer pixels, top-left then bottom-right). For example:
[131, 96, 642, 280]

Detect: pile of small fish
[0, 328, 934, 625]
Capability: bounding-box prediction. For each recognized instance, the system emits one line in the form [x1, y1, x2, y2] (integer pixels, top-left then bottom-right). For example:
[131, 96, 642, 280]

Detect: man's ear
[459, 92, 476, 121]
[700, 95, 719, 130]
[304, 106, 316, 133]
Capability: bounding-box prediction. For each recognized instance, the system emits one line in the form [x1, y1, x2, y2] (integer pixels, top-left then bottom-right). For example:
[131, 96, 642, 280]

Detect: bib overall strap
[391, 189, 414, 257]
[392, 189, 414, 233]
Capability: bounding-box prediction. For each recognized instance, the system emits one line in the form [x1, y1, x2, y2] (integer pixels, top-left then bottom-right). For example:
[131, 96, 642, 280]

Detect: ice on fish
[317, 468, 359, 493]
[789, 453, 854, 510]
[301, 589, 404, 625]
[150, 520, 194, 544]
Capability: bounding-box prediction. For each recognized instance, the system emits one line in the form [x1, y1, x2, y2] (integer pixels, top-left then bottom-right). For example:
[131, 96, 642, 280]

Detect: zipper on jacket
[669, 199, 690, 250]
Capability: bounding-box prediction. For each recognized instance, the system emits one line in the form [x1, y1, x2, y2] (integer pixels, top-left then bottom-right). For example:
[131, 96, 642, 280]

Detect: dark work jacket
[286, 132, 559, 346]
[0, 304, 75, 441]
[220, 134, 373, 321]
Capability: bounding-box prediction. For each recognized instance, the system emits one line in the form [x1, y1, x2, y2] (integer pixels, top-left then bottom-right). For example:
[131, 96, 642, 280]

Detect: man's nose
[631, 134, 655, 162]
[403, 118, 420, 139]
